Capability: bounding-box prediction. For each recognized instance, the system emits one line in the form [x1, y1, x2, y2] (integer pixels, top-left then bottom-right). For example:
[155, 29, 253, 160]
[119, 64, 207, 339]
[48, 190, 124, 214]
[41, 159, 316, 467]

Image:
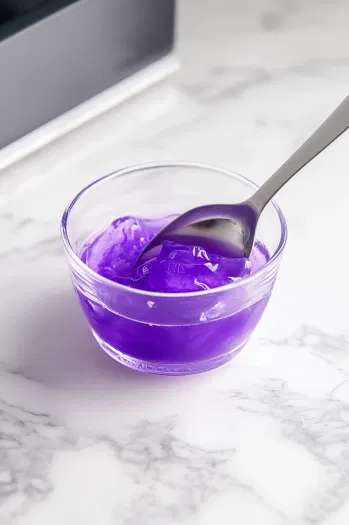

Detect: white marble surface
[1, 0, 349, 523]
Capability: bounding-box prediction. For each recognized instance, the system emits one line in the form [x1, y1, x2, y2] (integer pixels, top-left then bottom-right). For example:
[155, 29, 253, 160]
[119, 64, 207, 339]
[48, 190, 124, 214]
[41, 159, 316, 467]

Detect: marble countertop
[1, 0, 349, 523]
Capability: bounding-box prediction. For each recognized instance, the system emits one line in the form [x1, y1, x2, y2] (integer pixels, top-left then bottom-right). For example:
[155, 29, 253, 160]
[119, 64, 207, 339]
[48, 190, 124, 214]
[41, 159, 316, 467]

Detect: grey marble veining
[0, 399, 69, 524]
[0, 400, 237, 525]
[1, 0, 349, 523]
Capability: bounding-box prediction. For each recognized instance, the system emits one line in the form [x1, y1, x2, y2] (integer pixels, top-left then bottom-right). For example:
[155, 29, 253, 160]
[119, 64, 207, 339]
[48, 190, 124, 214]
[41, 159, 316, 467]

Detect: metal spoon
[137, 95, 349, 261]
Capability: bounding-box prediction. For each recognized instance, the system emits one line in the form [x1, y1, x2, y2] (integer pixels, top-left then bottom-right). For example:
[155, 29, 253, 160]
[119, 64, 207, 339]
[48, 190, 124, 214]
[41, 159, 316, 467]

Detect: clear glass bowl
[61, 162, 287, 375]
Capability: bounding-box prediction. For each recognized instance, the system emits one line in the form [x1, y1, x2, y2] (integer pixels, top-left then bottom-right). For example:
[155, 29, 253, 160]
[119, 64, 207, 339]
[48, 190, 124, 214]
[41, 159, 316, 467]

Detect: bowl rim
[61, 161, 288, 298]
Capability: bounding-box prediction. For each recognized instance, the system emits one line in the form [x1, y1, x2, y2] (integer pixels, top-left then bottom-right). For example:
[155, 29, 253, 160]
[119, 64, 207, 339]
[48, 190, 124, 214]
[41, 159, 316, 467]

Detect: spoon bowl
[137, 203, 258, 260]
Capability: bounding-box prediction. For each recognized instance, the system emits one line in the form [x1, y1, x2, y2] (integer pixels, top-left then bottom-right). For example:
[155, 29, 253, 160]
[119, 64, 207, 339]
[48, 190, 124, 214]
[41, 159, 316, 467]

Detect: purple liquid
[78, 216, 270, 373]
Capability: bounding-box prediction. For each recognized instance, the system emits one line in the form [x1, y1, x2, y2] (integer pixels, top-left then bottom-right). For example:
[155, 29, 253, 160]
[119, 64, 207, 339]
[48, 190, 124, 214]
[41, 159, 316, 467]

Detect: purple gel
[78, 216, 270, 372]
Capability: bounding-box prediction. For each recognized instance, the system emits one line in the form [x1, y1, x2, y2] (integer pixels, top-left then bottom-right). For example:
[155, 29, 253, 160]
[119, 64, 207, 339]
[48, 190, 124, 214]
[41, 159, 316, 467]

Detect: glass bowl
[61, 162, 287, 375]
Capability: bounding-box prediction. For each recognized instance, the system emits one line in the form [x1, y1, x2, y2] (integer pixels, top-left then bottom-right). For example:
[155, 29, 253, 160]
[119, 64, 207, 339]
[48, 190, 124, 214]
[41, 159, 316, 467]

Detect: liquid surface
[82, 216, 268, 292]
[77, 216, 271, 373]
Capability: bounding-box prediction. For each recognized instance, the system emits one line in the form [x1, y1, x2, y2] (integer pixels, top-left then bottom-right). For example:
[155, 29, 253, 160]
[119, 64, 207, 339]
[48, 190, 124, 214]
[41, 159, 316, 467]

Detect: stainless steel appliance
[0, 0, 175, 150]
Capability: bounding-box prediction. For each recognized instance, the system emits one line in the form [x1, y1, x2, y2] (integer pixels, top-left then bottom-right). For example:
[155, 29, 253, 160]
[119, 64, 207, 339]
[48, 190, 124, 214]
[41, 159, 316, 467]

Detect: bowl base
[92, 330, 246, 375]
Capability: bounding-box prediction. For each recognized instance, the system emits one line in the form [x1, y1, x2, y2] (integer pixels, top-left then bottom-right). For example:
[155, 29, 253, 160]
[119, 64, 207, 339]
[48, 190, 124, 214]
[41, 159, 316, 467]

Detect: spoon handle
[249, 94, 349, 212]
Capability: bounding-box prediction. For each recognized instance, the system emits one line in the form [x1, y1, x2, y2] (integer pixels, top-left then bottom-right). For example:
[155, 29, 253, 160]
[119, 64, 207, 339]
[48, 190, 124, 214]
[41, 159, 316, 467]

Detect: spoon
[137, 95, 349, 261]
